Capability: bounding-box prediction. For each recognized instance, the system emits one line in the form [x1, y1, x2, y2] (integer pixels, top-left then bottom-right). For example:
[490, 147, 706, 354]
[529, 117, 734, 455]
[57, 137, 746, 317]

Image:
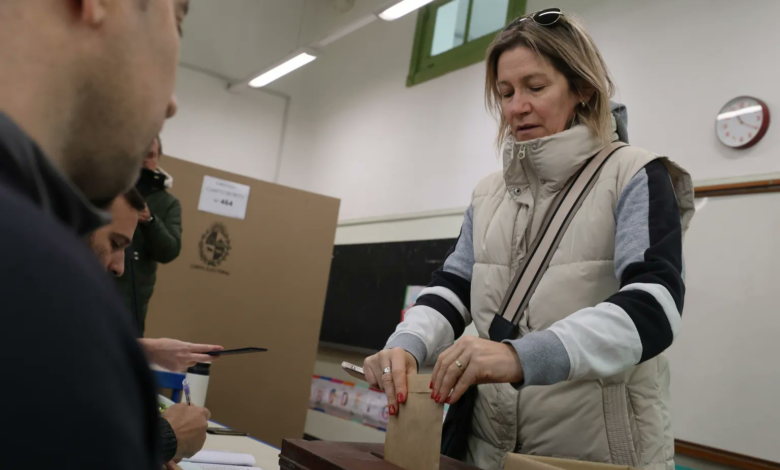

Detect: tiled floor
[676, 454, 741, 470]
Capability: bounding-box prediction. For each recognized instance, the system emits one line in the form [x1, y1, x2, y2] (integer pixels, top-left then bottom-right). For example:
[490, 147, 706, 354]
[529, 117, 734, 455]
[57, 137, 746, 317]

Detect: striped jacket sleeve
[505, 160, 685, 386]
[384, 206, 474, 367]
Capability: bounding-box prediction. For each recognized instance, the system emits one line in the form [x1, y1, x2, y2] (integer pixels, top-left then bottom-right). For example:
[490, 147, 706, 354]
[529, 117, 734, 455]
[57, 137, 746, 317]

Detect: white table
[203, 421, 281, 470]
[158, 394, 280, 469]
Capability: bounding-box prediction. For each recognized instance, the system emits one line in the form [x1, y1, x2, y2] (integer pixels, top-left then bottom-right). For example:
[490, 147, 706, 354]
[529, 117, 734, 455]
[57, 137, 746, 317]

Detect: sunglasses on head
[504, 7, 563, 31]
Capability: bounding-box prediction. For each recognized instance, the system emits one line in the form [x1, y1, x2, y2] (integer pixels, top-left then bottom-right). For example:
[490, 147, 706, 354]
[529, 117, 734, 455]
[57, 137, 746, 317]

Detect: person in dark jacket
[0, 0, 189, 468]
[90, 190, 213, 465]
[118, 135, 183, 334]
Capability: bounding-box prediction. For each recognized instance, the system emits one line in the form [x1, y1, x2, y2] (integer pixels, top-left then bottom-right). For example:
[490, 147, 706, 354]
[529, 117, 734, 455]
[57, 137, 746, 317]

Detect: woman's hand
[363, 348, 417, 416]
[431, 336, 523, 404]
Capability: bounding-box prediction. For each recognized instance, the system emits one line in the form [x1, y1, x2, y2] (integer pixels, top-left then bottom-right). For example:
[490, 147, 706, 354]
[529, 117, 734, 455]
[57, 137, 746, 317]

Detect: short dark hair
[122, 187, 146, 212]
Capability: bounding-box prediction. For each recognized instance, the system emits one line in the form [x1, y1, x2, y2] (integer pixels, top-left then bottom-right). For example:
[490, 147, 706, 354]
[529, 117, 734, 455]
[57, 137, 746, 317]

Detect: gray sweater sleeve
[385, 206, 475, 366]
[506, 160, 684, 386]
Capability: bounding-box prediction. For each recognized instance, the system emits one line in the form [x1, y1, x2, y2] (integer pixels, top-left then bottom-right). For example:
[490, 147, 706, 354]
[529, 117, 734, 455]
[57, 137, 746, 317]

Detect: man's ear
[79, 0, 111, 26]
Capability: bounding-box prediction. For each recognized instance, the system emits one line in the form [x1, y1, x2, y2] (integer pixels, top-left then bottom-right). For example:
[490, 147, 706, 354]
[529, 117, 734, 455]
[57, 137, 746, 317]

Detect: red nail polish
[435, 393, 442, 403]
[429, 381, 433, 389]
[389, 405, 396, 416]
[398, 393, 404, 404]
[445, 398, 451, 404]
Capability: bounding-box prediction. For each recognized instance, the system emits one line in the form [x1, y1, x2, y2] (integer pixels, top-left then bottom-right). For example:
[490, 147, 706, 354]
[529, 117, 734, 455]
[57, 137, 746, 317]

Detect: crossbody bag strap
[488, 142, 628, 342]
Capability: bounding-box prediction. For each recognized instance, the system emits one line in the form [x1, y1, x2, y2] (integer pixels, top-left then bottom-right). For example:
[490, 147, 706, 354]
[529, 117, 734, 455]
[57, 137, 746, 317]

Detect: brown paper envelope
[505, 454, 566, 470]
[385, 374, 444, 470]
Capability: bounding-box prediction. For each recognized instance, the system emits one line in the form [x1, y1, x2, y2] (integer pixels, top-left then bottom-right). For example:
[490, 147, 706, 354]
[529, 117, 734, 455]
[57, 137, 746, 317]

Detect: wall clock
[716, 96, 770, 149]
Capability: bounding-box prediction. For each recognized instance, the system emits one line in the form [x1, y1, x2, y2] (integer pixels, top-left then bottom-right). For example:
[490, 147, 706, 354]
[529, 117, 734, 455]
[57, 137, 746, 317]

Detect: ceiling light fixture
[379, 0, 435, 21]
[247, 50, 318, 89]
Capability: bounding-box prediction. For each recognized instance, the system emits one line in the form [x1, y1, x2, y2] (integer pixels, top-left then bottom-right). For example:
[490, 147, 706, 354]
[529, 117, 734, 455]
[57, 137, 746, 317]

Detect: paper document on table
[191, 465, 262, 470]
[178, 463, 262, 470]
[184, 450, 256, 466]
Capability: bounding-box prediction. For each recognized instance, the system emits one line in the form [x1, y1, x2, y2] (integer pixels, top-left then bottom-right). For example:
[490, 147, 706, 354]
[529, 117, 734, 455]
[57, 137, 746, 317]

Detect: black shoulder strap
[488, 142, 627, 342]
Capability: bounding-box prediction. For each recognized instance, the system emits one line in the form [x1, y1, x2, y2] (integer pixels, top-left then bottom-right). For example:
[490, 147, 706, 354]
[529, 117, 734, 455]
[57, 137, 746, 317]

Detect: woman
[364, 8, 695, 470]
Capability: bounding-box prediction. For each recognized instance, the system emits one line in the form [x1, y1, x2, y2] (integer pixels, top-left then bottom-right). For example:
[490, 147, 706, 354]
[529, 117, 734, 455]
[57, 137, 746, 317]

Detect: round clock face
[716, 96, 770, 149]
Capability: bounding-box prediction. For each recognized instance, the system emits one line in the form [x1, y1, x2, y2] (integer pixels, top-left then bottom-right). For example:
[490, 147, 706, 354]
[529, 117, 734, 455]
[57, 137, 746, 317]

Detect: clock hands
[737, 115, 759, 130]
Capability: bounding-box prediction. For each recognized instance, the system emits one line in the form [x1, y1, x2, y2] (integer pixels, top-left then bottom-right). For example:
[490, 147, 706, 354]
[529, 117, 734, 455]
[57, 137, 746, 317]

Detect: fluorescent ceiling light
[248, 53, 317, 88]
[717, 105, 762, 121]
[379, 0, 435, 21]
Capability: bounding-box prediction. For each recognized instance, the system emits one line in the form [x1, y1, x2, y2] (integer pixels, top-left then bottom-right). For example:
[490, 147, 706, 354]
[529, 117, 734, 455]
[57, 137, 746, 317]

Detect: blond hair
[485, 13, 614, 145]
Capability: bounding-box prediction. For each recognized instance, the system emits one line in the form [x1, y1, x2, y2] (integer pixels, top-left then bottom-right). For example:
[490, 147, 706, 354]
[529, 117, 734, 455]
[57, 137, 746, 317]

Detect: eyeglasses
[504, 7, 563, 31]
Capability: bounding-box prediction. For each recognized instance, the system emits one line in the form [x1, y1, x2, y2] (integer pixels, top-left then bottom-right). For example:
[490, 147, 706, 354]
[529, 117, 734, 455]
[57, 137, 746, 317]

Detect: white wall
[668, 192, 780, 462]
[180, 0, 389, 81]
[277, 13, 500, 221]
[180, 0, 307, 81]
[162, 66, 287, 182]
[335, 209, 464, 245]
[277, 0, 780, 221]
[548, 0, 780, 180]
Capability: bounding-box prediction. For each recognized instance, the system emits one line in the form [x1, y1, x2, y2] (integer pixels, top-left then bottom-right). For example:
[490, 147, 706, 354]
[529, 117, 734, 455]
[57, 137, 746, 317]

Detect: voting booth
[146, 156, 340, 448]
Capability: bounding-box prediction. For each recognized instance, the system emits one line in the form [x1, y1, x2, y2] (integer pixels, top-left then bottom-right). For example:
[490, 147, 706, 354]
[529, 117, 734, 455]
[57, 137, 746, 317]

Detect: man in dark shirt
[0, 0, 190, 468]
[90, 189, 215, 464]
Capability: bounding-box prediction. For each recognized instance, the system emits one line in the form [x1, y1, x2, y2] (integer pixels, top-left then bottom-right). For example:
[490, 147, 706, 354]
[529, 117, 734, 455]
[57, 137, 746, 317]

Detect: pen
[182, 379, 192, 406]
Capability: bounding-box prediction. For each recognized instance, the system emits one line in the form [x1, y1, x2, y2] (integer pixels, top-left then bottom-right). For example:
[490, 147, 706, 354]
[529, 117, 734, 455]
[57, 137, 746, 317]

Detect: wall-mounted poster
[402, 285, 426, 322]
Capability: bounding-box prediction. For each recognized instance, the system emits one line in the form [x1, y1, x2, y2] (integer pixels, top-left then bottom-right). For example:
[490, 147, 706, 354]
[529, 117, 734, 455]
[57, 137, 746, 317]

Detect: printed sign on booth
[198, 175, 251, 220]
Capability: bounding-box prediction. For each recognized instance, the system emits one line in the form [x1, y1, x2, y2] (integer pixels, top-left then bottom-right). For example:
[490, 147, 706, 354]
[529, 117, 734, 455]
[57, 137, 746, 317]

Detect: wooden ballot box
[279, 440, 481, 470]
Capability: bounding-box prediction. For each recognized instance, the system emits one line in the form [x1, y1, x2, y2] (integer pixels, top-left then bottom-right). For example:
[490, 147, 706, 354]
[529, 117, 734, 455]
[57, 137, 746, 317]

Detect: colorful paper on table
[402, 285, 425, 321]
[309, 375, 389, 430]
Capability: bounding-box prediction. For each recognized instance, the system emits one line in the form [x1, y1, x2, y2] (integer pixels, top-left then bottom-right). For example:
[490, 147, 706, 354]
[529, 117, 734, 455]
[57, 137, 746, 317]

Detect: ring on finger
[383, 366, 392, 375]
[455, 359, 464, 371]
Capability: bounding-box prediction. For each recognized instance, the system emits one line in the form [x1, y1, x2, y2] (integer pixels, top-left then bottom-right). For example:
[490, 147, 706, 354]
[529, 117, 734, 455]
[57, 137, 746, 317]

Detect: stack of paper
[181, 450, 262, 470]
[181, 464, 262, 470]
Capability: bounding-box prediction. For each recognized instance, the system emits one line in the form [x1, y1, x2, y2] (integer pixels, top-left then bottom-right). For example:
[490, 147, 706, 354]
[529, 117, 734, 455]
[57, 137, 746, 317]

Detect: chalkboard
[319, 238, 458, 353]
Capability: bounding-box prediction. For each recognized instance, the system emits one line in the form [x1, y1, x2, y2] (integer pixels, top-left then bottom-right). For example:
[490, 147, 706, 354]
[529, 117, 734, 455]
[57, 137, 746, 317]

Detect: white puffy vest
[464, 124, 695, 470]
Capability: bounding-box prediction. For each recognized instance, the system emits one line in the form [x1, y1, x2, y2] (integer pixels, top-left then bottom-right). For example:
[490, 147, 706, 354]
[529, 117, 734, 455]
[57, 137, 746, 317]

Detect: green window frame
[407, 0, 527, 87]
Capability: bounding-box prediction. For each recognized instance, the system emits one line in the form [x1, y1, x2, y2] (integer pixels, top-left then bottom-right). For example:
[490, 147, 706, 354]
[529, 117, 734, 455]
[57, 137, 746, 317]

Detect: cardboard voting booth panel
[146, 156, 340, 448]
